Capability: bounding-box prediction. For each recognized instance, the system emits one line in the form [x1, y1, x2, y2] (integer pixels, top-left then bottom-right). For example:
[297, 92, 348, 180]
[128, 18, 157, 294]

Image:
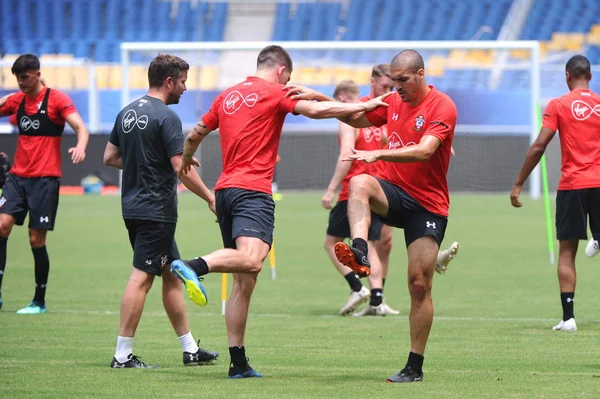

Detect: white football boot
[552, 318, 577, 332]
[339, 286, 370, 316]
[436, 241, 459, 274]
[585, 239, 599, 258]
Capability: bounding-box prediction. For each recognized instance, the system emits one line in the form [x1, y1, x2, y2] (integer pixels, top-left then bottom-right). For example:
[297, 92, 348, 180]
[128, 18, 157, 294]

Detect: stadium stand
[0, 0, 599, 95]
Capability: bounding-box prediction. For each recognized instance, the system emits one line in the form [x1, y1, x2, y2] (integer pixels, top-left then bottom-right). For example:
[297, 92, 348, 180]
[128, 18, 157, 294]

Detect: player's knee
[408, 280, 429, 301]
[348, 174, 372, 195]
[29, 232, 46, 248]
[247, 261, 263, 274]
[323, 236, 337, 251]
[0, 220, 12, 238]
[380, 235, 392, 254]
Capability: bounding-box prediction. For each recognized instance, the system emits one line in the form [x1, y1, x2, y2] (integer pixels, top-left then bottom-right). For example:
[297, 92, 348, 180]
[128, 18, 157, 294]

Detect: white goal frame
[120, 40, 542, 198]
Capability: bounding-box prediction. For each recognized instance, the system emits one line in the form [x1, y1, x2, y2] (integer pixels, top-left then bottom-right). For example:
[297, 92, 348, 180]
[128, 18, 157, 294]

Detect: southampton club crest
[413, 115, 425, 132]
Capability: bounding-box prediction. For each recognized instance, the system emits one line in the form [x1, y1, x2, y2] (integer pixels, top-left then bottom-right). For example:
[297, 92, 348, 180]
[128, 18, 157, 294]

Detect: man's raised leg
[335, 175, 389, 278]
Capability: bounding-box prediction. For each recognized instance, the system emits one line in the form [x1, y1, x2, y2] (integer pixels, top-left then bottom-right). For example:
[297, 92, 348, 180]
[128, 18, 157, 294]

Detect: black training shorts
[0, 174, 60, 230]
[375, 178, 447, 247]
[124, 219, 180, 276]
[556, 188, 600, 241]
[216, 188, 275, 249]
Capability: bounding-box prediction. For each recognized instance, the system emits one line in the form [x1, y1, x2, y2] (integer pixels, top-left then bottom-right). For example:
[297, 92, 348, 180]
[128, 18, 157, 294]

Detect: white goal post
[119, 40, 542, 198]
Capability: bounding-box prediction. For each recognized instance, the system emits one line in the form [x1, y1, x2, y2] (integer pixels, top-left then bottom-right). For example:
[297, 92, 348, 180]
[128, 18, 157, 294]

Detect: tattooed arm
[178, 121, 212, 178]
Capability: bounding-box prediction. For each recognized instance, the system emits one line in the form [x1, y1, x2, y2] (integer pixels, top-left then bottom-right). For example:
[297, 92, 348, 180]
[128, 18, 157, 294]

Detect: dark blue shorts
[216, 188, 275, 249]
[556, 188, 600, 241]
[375, 178, 447, 248]
[124, 219, 180, 276]
[326, 200, 383, 241]
[0, 174, 60, 230]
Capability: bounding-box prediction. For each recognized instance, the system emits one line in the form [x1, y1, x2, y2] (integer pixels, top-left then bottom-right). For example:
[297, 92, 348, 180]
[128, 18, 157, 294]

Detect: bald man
[318, 50, 457, 383]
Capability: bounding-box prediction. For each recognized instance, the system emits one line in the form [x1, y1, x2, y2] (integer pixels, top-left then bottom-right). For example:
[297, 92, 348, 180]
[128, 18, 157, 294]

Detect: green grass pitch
[1, 193, 599, 398]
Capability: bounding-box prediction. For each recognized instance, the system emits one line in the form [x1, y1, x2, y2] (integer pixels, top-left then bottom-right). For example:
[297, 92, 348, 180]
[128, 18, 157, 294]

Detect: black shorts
[375, 178, 448, 247]
[216, 188, 275, 249]
[124, 219, 180, 276]
[555, 188, 600, 241]
[0, 174, 60, 230]
[326, 200, 383, 241]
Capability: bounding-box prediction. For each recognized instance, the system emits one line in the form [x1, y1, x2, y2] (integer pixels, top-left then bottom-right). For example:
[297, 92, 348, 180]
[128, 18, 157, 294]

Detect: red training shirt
[365, 86, 457, 217]
[202, 76, 299, 194]
[0, 86, 76, 177]
[543, 89, 600, 190]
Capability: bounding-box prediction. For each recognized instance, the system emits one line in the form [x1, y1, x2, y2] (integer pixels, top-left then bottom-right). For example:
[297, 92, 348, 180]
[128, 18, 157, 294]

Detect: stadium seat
[73, 67, 90, 89]
[199, 66, 219, 90]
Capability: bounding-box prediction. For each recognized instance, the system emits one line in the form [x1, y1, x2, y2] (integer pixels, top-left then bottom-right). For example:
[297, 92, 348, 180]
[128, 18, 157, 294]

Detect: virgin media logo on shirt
[20, 116, 40, 131]
[387, 132, 416, 150]
[571, 100, 600, 121]
[122, 109, 149, 133]
[223, 91, 258, 115]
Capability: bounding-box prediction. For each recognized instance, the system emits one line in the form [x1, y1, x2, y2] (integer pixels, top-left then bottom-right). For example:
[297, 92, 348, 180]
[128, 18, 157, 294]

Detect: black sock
[229, 345, 247, 366]
[344, 272, 362, 292]
[187, 257, 209, 276]
[560, 292, 575, 321]
[352, 237, 368, 255]
[0, 237, 7, 294]
[406, 351, 424, 375]
[370, 288, 383, 306]
[32, 246, 50, 305]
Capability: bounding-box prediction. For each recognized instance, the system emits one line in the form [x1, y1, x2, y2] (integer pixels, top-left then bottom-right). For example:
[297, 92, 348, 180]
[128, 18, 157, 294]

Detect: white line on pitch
[34, 309, 600, 323]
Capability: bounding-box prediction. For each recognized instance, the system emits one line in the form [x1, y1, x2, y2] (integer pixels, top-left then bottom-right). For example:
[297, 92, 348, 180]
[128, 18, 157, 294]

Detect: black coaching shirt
[109, 95, 184, 223]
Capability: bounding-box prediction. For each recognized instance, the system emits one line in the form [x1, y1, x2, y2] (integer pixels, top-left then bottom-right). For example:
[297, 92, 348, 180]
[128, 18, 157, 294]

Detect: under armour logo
[145, 259, 152, 265]
[426, 221, 436, 229]
[566, 297, 574, 303]
[39, 216, 49, 223]
[188, 353, 199, 362]
[40, 110, 46, 114]
[392, 113, 399, 121]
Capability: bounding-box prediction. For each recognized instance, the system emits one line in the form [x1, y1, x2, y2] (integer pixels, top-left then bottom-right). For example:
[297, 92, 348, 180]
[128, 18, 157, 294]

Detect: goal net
[120, 41, 542, 198]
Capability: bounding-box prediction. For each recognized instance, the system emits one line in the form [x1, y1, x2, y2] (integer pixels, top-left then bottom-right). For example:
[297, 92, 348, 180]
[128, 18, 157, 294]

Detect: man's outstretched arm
[286, 85, 376, 128]
[345, 135, 443, 164]
[292, 92, 390, 122]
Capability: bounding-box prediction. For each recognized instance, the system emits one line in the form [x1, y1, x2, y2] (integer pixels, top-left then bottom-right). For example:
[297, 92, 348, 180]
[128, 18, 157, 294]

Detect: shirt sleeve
[109, 122, 120, 147]
[201, 94, 221, 130]
[0, 94, 21, 117]
[542, 100, 558, 132]
[424, 98, 457, 143]
[277, 92, 299, 115]
[161, 112, 184, 157]
[364, 97, 390, 127]
[53, 90, 78, 119]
